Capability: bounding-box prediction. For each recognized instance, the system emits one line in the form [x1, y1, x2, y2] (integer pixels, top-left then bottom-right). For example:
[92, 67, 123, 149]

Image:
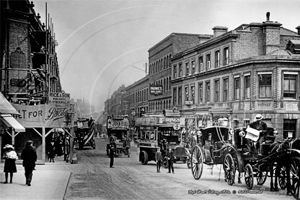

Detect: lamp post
[65, 104, 75, 163]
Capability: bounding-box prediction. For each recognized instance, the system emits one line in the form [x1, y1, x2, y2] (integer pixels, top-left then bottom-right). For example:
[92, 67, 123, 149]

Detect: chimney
[262, 12, 282, 54]
[296, 26, 300, 35]
[212, 26, 228, 38]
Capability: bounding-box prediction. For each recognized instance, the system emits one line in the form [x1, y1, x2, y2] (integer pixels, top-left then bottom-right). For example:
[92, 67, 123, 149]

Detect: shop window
[283, 119, 296, 139]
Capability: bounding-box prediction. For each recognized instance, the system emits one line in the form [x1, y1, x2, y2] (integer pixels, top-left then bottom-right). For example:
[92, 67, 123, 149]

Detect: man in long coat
[21, 140, 37, 186]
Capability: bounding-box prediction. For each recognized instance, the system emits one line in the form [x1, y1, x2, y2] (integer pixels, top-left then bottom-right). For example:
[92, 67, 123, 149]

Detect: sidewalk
[0, 156, 72, 200]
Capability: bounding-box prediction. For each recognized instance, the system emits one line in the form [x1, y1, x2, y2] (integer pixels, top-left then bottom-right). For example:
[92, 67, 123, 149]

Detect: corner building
[171, 15, 300, 139]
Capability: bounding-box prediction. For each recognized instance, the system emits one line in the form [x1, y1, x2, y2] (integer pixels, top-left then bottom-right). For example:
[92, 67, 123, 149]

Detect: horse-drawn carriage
[189, 126, 232, 180]
[224, 126, 300, 200]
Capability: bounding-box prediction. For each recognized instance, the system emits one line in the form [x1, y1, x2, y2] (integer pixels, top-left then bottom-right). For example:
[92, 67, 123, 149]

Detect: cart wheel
[278, 164, 287, 189]
[191, 145, 204, 180]
[163, 156, 168, 169]
[244, 163, 254, 189]
[187, 156, 191, 169]
[224, 154, 235, 185]
[257, 171, 268, 186]
[140, 150, 148, 165]
[290, 158, 300, 200]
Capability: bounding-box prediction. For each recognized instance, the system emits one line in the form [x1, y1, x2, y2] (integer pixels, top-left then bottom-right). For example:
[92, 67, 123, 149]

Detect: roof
[0, 92, 20, 115]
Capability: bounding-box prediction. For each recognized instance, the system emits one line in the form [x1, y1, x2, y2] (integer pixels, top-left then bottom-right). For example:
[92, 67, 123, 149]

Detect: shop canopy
[0, 92, 20, 115]
[1, 114, 25, 132]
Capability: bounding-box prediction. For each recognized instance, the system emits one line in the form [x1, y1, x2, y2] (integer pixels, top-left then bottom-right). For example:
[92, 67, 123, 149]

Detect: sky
[32, 0, 300, 112]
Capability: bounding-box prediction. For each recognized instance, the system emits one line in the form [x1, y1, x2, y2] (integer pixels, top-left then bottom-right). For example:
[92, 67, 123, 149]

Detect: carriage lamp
[239, 130, 246, 137]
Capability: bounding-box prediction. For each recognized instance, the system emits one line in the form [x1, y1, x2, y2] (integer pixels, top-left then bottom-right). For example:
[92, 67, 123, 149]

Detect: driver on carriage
[248, 114, 267, 156]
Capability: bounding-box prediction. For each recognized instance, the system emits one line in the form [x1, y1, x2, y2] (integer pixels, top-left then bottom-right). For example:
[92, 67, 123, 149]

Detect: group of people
[155, 147, 176, 174]
[3, 140, 37, 186]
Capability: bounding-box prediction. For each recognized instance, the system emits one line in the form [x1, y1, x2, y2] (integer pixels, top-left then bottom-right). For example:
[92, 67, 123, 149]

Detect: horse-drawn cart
[190, 126, 232, 180]
[224, 126, 300, 200]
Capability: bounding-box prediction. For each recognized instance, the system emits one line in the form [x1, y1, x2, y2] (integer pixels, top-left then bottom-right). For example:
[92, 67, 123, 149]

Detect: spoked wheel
[290, 158, 300, 200]
[223, 154, 235, 185]
[244, 163, 254, 189]
[256, 171, 268, 186]
[191, 145, 204, 180]
[277, 164, 288, 189]
[163, 156, 168, 169]
[187, 156, 191, 169]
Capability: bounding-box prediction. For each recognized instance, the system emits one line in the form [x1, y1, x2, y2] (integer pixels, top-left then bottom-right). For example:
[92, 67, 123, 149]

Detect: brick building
[171, 14, 300, 139]
[148, 33, 212, 114]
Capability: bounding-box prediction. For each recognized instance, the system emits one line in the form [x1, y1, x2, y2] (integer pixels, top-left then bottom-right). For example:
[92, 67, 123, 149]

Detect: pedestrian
[166, 147, 175, 174]
[21, 140, 37, 186]
[47, 141, 55, 163]
[3, 144, 18, 183]
[155, 148, 162, 173]
[109, 140, 116, 168]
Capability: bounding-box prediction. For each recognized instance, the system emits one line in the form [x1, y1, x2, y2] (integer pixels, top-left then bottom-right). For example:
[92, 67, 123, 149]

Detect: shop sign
[150, 85, 163, 95]
[49, 92, 70, 106]
[12, 104, 72, 127]
[157, 117, 180, 124]
[285, 103, 298, 111]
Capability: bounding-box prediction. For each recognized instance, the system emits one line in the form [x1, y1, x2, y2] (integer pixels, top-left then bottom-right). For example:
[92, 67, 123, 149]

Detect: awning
[0, 92, 20, 115]
[1, 114, 25, 132]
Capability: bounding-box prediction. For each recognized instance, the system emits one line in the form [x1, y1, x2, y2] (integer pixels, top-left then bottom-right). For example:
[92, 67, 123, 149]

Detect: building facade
[148, 33, 212, 114]
[0, 0, 68, 161]
[171, 14, 300, 139]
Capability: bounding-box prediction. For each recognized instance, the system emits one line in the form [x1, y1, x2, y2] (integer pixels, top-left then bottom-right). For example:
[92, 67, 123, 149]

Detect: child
[3, 144, 18, 183]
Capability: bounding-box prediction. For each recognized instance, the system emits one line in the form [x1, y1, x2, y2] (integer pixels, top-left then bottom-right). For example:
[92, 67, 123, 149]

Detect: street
[63, 138, 296, 200]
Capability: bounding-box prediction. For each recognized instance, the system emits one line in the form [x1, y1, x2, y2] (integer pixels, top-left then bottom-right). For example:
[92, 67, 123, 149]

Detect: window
[283, 74, 297, 99]
[206, 54, 211, 70]
[199, 56, 204, 72]
[179, 63, 182, 77]
[224, 47, 229, 65]
[215, 80, 220, 102]
[185, 86, 189, 101]
[186, 62, 189, 76]
[173, 87, 177, 106]
[198, 82, 203, 103]
[244, 75, 251, 99]
[173, 65, 177, 78]
[178, 86, 182, 105]
[205, 81, 210, 103]
[223, 78, 229, 101]
[258, 73, 272, 98]
[191, 85, 195, 103]
[234, 77, 240, 100]
[215, 51, 220, 68]
[191, 61, 195, 74]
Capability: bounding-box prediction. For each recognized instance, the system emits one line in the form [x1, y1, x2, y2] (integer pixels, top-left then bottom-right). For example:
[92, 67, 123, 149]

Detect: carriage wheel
[140, 150, 148, 165]
[256, 171, 268, 186]
[223, 154, 235, 185]
[244, 163, 254, 189]
[290, 158, 300, 200]
[191, 145, 204, 180]
[187, 157, 191, 169]
[277, 164, 288, 189]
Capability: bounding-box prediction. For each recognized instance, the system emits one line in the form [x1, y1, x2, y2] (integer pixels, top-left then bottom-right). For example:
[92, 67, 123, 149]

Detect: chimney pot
[296, 26, 300, 35]
[266, 12, 270, 21]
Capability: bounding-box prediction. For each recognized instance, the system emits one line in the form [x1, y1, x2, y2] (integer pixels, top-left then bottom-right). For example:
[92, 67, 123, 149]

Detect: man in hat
[21, 140, 37, 186]
[249, 114, 267, 155]
[155, 147, 163, 173]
